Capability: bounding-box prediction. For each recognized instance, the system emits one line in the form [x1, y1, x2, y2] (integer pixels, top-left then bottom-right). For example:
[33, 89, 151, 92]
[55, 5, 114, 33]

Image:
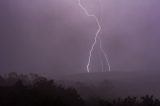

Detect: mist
[0, 0, 160, 76]
[1, 1, 160, 105]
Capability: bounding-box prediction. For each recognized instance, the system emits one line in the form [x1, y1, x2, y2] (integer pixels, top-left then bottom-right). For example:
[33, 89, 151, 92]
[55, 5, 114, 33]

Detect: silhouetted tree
[0, 73, 84, 106]
[0, 73, 160, 106]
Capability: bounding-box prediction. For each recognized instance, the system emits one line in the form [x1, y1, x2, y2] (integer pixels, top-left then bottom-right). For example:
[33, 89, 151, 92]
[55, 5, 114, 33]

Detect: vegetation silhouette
[0, 72, 160, 106]
[0, 72, 83, 106]
[99, 95, 160, 106]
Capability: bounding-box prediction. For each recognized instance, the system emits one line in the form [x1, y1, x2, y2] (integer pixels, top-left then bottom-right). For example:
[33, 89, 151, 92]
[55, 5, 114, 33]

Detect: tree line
[0, 72, 159, 106]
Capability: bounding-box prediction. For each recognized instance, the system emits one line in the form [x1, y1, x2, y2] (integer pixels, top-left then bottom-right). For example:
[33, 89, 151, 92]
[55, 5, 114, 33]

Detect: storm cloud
[0, 0, 160, 77]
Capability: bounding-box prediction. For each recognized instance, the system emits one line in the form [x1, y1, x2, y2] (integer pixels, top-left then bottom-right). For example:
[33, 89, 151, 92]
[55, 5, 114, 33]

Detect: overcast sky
[0, 0, 160, 77]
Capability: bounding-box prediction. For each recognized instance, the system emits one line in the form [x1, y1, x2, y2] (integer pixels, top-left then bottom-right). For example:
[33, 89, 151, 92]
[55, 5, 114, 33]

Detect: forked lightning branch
[78, 0, 111, 72]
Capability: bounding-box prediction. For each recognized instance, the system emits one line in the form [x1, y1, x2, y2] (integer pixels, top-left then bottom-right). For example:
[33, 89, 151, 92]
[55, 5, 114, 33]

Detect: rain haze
[1, 0, 160, 101]
[1, 0, 160, 75]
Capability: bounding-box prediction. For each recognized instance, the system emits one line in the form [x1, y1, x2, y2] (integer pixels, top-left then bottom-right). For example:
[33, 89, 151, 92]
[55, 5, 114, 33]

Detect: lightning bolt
[99, 37, 111, 72]
[98, 0, 111, 72]
[78, 0, 111, 72]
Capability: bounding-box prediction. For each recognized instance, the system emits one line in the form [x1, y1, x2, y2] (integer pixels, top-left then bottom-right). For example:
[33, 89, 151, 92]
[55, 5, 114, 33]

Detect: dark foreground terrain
[0, 72, 160, 106]
[59, 71, 160, 99]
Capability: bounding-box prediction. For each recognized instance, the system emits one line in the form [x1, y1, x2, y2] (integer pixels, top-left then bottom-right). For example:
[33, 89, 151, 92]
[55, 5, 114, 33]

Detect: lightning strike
[99, 0, 111, 72]
[99, 37, 111, 72]
[78, 0, 111, 72]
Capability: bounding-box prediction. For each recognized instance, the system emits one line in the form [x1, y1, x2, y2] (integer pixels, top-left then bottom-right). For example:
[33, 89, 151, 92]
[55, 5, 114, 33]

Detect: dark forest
[0, 72, 160, 106]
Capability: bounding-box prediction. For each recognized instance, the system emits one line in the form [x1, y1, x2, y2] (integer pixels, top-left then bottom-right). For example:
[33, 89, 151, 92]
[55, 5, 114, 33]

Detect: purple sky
[0, 0, 160, 77]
